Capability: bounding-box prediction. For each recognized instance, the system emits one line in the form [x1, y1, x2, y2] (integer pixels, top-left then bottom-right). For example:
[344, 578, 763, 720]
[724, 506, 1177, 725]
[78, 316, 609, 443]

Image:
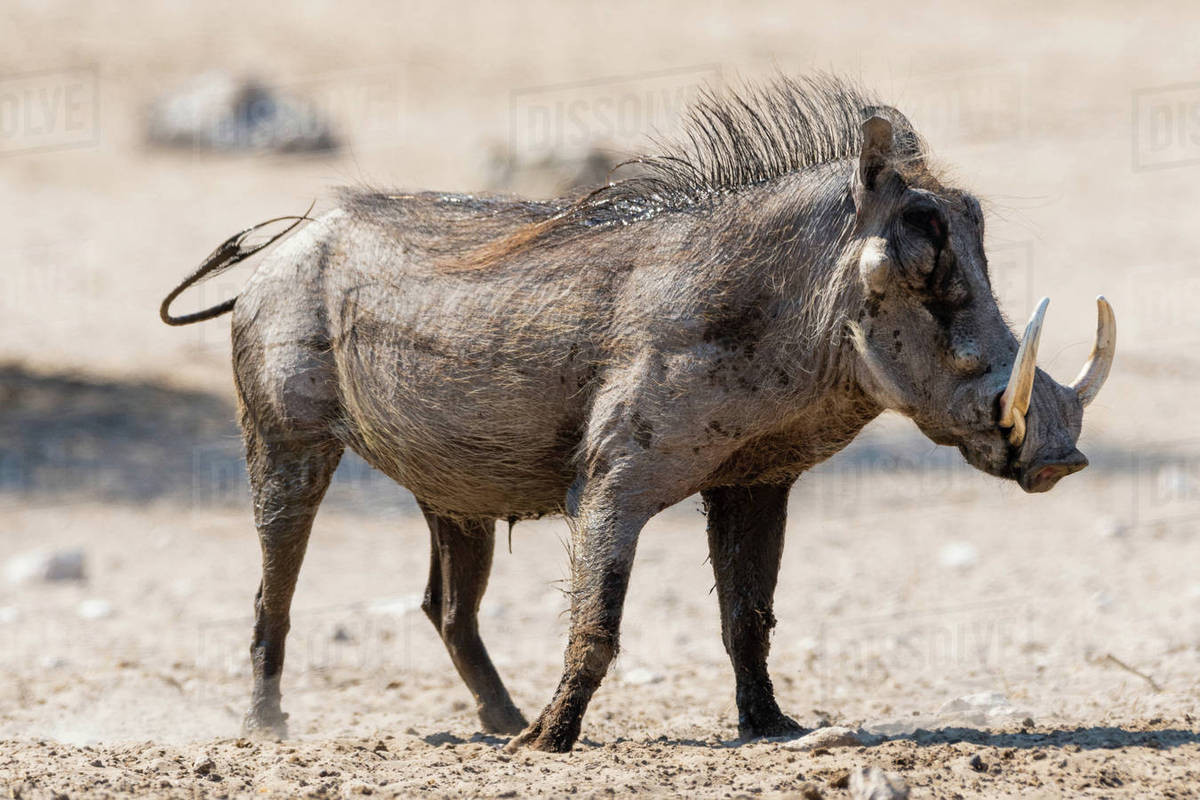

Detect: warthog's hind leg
[242, 429, 343, 738]
[702, 483, 805, 740]
[420, 507, 527, 735]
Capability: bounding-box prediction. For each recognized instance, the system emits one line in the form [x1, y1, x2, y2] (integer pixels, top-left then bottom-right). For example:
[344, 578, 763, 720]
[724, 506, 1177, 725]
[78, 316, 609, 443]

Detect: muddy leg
[508, 497, 651, 753]
[242, 430, 342, 738]
[702, 483, 804, 740]
[420, 508, 527, 734]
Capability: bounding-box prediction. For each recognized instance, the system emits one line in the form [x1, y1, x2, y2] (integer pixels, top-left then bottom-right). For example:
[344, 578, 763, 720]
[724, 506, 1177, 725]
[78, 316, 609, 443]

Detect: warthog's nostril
[1020, 451, 1089, 493]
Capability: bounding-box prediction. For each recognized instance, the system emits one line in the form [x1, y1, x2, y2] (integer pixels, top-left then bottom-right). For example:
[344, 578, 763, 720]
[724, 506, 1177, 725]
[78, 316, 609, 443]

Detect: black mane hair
[355, 74, 930, 270]
[571, 73, 924, 227]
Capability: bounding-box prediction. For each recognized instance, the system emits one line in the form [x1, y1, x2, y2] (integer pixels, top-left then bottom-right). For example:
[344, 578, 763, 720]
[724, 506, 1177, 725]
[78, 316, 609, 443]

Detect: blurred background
[0, 1, 1197, 792]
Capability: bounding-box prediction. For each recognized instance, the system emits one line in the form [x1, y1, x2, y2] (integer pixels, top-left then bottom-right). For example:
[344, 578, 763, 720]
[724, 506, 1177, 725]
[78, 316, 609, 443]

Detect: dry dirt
[2, 1, 1200, 798]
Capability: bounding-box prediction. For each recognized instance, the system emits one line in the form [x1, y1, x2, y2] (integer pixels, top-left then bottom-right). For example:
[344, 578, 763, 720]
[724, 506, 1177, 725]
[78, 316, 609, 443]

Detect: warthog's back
[234, 190, 651, 518]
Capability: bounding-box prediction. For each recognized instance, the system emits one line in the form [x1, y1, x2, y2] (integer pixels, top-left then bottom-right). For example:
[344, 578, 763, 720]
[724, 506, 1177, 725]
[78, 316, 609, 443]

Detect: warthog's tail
[159, 202, 314, 326]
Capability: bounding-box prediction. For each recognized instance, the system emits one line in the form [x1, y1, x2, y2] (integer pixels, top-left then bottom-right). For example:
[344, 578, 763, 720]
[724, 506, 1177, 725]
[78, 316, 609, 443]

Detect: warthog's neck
[655, 163, 885, 486]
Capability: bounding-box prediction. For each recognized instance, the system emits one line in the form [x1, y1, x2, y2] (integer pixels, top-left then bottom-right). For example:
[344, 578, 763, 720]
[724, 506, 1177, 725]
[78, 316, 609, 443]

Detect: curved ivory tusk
[998, 297, 1050, 447]
[1069, 296, 1116, 407]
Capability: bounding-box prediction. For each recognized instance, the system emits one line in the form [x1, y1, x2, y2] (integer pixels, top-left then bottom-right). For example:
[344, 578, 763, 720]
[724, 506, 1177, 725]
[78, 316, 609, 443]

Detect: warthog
[161, 76, 1115, 752]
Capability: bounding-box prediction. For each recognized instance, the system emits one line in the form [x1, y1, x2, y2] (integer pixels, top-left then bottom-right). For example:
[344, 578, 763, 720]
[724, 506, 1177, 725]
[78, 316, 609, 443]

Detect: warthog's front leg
[702, 482, 804, 740]
[507, 492, 653, 752]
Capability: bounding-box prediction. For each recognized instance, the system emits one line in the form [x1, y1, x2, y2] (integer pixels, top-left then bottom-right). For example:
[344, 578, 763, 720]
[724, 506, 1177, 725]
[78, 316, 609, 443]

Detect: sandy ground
[3, 1, 1200, 797]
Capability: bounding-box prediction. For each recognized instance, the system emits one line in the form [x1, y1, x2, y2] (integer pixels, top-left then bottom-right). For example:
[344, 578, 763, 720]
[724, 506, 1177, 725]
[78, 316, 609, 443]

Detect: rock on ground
[849, 767, 910, 800]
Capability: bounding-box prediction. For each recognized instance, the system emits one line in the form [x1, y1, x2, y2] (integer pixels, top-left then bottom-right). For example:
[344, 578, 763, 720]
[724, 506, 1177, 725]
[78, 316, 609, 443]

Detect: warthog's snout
[1017, 448, 1089, 493]
[992, 296, 1114, 493]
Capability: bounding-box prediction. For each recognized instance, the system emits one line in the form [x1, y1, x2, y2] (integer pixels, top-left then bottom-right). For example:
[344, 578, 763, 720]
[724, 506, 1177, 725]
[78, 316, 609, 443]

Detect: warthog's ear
[858, 116, 894, 192]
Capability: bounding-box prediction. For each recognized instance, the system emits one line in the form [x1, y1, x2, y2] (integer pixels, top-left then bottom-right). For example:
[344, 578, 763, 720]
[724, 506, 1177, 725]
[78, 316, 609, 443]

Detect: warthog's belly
[330, 320, 595, 519]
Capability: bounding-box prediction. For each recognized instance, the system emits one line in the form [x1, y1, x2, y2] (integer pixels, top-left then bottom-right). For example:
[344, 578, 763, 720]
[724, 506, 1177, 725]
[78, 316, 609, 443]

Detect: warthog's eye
[902, 207, 946, 244]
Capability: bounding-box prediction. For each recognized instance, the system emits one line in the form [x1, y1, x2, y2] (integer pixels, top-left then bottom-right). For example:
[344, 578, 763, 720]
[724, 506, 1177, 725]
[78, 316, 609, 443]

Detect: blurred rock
[367, 595, 423, 617]
[783, 726, 883, 751]
[849, 767, 909, 800]
[341, 778, 376, 797]
[191, 755, 216, 775]
[146, 72, 337, 154]
[936, 691, 1024, 725]
[5, 548, 86, 584]
[621, 667, 664, 686]
[147, 758, 174, 774]
[1096, 517, 1128, 539]
[938, 541, 978, 570]
[0, 606, 18, 623]
[799, 783, 825, 800]
[77, 598, 113, 620]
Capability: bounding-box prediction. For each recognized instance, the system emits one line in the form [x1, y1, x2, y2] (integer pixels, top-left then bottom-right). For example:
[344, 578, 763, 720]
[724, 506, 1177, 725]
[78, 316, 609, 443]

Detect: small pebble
[938, 541, 978, 570]
[621, 667, 664, 686]
[849, 766, 909, 799]
[77, 598, 114, 620]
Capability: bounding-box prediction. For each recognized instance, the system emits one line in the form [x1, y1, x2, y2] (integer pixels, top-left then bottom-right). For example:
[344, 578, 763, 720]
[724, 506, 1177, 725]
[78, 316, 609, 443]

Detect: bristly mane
[422, 74, 925, 269]
[571, 73, 922, 227]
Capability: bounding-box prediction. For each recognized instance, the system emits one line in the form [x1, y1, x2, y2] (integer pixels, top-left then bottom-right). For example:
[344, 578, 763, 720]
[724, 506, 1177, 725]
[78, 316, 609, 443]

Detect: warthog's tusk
[998, 297, 1049, 447]
[1069, 296, 1116, 408]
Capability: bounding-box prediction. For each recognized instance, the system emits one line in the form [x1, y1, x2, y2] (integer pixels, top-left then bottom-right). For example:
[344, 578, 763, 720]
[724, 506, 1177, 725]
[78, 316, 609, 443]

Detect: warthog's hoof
[242, 709, 288, 740]
[480, 703, 528, 736]
[739, 711, 805, 742]
[504, 718, 575, 753]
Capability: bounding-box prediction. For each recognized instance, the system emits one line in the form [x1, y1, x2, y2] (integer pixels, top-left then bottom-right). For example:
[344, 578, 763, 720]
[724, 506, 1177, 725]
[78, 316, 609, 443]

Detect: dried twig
[1099, 653, 1163, 692]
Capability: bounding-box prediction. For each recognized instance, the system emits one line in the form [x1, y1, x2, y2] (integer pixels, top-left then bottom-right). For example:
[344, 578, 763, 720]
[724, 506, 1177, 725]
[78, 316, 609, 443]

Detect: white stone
[936, 691, 1023, 725]
[850, 766, 909, 800]
[366, 595, 423, 617]
[621, 667, 664, 685]
[5, 549, 86, 584]
[191, 755, 216, 775]
[783, 726, 882, 751]
[938, 541, 978, 569]
[77, 598, 113, 620]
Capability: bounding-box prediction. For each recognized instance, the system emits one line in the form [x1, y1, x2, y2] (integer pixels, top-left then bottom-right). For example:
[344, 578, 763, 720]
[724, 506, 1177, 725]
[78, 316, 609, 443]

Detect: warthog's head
[846, 115, 1115, 493]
